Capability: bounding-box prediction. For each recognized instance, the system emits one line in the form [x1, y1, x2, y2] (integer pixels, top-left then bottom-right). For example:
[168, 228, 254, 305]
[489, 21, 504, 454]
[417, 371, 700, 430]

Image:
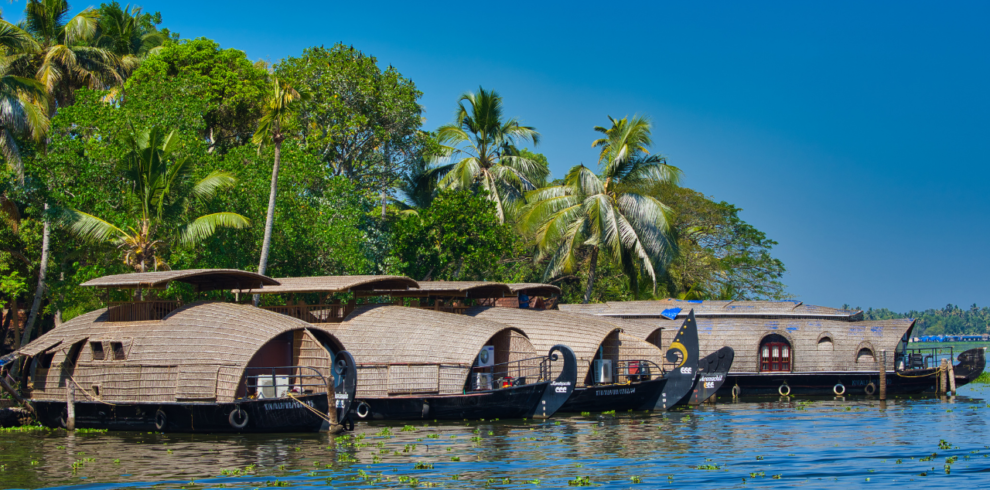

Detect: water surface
[3, 382, 989, 489]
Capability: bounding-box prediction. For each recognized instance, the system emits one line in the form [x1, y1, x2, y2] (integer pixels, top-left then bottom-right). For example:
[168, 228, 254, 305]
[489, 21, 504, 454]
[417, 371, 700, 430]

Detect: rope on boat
[895, 366, 946, 379]
[67, 376, 115, 406]
[285, 392, 334, 425]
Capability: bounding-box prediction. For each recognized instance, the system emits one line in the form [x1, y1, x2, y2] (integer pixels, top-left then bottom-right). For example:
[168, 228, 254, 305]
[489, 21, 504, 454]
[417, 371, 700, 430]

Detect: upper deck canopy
[508, 283, 561, 297]
[371, 281, 512, 299]
[559, 299, 864, 320]
[240, 275, 419, 295]
[81, 269, 279, 292]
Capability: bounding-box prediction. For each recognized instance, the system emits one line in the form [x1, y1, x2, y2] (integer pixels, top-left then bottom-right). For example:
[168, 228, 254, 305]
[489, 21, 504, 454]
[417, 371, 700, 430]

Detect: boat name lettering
[264, 400, 313, 411]
[334, 393, 350, 400]
[700, 376, 723, 382]
[596, 388, 636, 396]
[551, 381, 572, 386]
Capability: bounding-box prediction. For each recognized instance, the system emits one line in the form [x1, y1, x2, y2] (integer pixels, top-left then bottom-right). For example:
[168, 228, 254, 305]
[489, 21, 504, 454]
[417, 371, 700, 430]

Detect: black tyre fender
[228, 406, 249, 429]
[154, 408, 167, 431]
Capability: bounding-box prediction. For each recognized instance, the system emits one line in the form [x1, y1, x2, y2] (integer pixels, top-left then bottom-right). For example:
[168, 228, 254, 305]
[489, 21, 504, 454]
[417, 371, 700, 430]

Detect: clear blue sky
[11, 1, 989, 312]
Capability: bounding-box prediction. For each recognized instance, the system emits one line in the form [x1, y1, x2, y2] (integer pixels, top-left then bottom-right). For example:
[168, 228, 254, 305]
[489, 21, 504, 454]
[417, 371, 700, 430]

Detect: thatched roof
[328, 305, 524, 365]
[610, 314, 914, 374]
[19, 301, 341, 404]
[81, 269, 278, 292]
[464, 307, 664, 386]
[238, 275, 418, 294]
[559, 299, 863, 320]
[508, 283, 561, 297]
[375, 281, 512, 298]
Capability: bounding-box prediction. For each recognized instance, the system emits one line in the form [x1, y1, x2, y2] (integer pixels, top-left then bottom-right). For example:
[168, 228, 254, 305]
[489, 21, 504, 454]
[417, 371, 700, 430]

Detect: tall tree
[95, 2, 166, 76]
[253, 77, 303, 281]
[68, 126, 249, 272]
[522, 115, 679, 303]
[3, 0, 123, 113]
[0, 20, 50, 183]
[434, 87, 544, 222]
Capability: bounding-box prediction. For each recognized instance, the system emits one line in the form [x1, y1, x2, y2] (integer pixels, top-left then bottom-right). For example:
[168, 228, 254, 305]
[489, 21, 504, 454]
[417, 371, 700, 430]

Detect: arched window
[857, 348, 875, 363]
[817, 336, 834, 351]
[760, 334, 791, 372]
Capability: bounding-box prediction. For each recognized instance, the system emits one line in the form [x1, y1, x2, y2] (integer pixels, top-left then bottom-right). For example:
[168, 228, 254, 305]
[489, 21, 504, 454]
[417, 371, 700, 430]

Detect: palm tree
[95, 3, 165, 77]
[522, 115, 680, 303]
[2, 0, 123, 113]
[434, 87, 544, 222]
[0, 20, 49, 183]
[69, 126, 250, 272]
[253, 77, 304, 279]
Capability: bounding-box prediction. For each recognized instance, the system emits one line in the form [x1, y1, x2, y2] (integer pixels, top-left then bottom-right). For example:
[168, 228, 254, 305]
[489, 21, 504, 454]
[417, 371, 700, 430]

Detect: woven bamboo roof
[464, 307, 664, 385]
[327, 305, 530, 365]
[374, 281, 512, 298]
[508, 283, 561, 297]
[237, 275, 418, 294]
[617, 315, 914, 375]
[81, 269, 278, 292]
[19, 301, 342, 403]
[559, 299, 863, 320]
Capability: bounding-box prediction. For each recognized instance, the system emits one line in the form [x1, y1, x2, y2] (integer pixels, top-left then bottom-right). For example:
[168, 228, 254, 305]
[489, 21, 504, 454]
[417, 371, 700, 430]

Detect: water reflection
[0, 382, 989, 489]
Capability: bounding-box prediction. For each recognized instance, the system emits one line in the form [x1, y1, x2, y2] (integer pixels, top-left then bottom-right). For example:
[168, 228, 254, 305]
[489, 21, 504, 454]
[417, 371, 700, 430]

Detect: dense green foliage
[857, 304, 990, 336]
[0, 1, 791, 351]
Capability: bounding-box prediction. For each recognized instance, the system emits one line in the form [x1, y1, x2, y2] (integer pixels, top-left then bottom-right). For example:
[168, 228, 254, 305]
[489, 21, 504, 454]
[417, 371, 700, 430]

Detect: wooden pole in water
[65, 383, 76, 430]
[939, 358, 948, 395]
[879, 349, 887, 400]
[948, 362, 956, 395]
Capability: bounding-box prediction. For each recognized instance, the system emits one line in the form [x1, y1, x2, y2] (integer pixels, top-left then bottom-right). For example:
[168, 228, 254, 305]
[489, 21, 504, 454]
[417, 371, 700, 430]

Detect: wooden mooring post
[948, 362, 957, 395]
[879, 350, 887, 400]
[65, 384, 76, 430]
[939, 358, 949, 396]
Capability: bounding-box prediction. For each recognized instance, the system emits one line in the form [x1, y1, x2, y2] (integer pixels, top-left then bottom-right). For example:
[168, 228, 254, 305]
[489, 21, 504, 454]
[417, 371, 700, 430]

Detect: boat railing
[469, 355, 555, 391]
[260, 304, 355, 323]
[241, 366, 329, 399]
[900, 346, 955, 371]
[107, 301, 179, 322]
[610, 359, 664, 384]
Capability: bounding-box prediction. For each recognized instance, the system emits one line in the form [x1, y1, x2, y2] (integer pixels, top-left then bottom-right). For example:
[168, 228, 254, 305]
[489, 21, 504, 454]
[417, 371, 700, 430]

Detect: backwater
[2, 366, 989, 489]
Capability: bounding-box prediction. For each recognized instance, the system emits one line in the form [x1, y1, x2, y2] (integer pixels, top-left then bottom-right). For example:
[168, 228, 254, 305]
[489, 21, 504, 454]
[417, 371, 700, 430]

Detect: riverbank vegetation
[0, 1, 788, 350]
[849, 304, 990, 337]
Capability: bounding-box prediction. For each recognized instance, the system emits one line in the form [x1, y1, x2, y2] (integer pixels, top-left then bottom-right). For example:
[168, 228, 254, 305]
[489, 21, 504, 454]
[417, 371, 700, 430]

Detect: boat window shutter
[388, 364, 439, 395]
[175, 365, 220, 401]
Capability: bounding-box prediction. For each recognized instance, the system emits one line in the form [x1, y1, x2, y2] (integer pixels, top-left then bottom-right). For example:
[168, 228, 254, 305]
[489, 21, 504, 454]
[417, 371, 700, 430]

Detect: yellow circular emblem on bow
[667, 341, 688, 368]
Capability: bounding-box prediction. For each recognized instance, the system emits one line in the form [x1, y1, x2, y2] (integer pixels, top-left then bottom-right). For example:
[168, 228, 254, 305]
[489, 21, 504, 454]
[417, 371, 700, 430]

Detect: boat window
[38, 352, 55, 369]
[817, 337, 834, 351]
[857, 348, 875, 363]
[90, 341, 105, 361]
[111, 342, 126, 360]
[759, 334, 791, 372]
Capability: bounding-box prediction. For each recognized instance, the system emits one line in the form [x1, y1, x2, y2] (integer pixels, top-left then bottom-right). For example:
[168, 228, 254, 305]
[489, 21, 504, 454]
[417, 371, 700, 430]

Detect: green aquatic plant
[630, 476, 642, 483]
[568, 476, 592, 486]
[695, 463, 720, 470]
[450, 456, 460, 461]
[413, 462, 433, 470]
[939, 440, 952, 450]
[401, 425, 416, 432]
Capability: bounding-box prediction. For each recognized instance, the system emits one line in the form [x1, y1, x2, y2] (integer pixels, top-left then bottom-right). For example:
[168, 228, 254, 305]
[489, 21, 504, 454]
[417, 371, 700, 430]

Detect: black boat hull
[351, 383, 552, 421]
[717, 348, 986, 398]
[685, 347, 735, 405]
[557, 377, 668, 413]
[34, 394, 332, 433]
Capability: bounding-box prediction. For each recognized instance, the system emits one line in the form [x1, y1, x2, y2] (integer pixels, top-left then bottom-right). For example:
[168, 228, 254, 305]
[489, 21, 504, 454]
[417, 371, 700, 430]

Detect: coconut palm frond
[68, 209, 128, 244]
[178, 212, 250, 246]
[192, 170, 238, 200]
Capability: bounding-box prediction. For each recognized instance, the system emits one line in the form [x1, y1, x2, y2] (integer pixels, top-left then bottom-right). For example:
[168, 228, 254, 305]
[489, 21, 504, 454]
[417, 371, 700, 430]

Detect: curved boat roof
[19, 301, 342, 403]
[374, 281, 513, 299]
[81, 269, 278, 292]
[240, 275, 418, 294]
[328, 305, 534, 365]
[559, 300, 864, 320]
[508, 283, 561, 297]
[464, 307, 663, 383]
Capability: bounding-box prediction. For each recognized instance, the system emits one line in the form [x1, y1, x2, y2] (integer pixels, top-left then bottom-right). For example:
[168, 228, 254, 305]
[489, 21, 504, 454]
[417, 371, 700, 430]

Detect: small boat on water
[241, 278, 579, 421]
[11, 270, 358, 433]
[559, 299, 986, 396]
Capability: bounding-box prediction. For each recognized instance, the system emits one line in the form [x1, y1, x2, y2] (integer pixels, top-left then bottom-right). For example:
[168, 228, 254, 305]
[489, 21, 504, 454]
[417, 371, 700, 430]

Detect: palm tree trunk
[21, 203, 50, 347]
[583, 246, 599, 304]
[255, 140, 282, 305]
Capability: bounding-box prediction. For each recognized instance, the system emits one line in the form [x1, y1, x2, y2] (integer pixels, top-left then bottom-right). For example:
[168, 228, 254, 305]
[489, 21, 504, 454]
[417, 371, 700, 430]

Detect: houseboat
[559, 300, 986, 396]
[14, 270, 358, 432]
[242, 277, 579, 420]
